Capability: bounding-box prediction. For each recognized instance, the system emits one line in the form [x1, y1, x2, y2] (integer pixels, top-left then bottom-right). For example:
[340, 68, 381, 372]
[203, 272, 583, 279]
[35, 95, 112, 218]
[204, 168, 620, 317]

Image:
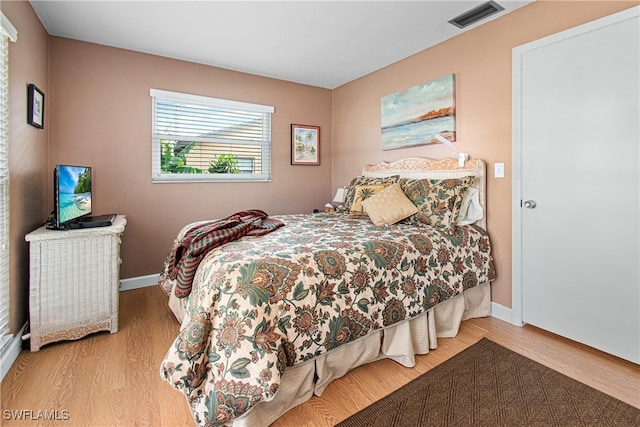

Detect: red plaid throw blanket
[165, 210, 284, 298]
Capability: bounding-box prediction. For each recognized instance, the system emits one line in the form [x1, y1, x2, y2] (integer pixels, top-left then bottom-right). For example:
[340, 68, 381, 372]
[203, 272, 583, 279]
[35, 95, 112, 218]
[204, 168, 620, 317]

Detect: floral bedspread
[160, 213, 495, 426]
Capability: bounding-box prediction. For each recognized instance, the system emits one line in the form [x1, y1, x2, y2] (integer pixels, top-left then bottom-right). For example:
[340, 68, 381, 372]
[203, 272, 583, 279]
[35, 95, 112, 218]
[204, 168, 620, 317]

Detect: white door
[512, 7, 639, 363]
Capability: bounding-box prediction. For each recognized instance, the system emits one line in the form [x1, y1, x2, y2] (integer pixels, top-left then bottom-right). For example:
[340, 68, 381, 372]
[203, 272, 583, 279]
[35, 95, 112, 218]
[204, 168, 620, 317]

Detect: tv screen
[53, 165, 92, 229]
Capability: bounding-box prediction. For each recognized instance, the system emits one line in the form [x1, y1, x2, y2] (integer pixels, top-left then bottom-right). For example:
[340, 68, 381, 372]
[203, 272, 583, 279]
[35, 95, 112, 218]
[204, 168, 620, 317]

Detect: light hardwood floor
[2, 286, 638, 426]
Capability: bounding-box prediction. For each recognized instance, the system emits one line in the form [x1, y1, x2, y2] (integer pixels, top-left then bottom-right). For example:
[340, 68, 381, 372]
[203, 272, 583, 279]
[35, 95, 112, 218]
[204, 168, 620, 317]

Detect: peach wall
[331, 1, 638, 308]
[48, 38, 333, 279]
[3, 1, 636, 336]
[1, 1, 49, 333]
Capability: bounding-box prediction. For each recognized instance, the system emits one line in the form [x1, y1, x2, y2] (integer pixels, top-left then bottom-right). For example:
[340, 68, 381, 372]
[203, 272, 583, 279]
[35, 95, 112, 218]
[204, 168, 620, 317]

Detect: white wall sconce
[435, 134, 469, 167]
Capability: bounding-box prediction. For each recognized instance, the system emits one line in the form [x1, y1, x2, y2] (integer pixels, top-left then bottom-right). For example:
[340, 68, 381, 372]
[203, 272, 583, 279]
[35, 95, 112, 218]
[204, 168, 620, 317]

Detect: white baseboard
[490, 302, 513, 324]
[119, 273, 160, 291]
[1, 322, 28, 383]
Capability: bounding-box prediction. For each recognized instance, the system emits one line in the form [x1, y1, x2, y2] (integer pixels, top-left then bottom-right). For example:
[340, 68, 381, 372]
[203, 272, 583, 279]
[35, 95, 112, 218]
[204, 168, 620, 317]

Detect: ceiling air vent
[448, 1, 505, 29]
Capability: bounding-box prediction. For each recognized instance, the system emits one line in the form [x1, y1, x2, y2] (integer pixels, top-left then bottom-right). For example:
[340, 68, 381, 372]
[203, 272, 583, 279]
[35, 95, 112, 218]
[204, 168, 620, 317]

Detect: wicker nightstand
[25, 215, 126, 351]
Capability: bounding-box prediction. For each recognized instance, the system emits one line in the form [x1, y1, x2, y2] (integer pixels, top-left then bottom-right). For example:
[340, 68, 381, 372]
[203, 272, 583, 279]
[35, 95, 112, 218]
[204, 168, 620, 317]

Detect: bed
[158, 157, 495, 427]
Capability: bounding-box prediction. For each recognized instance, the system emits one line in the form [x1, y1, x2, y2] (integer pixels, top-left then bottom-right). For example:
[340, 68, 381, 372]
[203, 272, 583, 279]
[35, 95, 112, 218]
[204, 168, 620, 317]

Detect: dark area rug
[336, 338, 640, 427]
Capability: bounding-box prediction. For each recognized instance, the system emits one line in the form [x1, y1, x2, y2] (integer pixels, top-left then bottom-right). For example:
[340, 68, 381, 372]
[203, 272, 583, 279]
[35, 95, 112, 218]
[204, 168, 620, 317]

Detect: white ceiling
[29, 0, 533, 89]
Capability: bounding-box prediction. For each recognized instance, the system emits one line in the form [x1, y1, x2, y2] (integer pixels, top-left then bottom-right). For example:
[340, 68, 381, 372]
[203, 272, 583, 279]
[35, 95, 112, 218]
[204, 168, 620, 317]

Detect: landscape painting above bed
[157, 157, 495, 427]
[381, 74, 456, 150]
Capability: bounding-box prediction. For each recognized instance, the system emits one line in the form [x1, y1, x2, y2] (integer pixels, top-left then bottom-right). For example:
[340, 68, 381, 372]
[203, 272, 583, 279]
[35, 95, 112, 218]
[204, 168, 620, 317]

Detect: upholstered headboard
[361, 157, 487, 230]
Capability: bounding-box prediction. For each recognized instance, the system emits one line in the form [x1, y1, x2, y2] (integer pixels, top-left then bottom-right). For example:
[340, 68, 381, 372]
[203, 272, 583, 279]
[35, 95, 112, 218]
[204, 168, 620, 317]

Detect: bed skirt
[220, 281, 492, 427]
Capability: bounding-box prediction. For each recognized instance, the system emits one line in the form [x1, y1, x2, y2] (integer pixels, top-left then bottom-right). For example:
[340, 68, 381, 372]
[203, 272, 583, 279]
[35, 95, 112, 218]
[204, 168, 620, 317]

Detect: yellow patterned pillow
[361, 183, 418, 227]
[349, 184, 388, 218]
[343, 175, 400, 212]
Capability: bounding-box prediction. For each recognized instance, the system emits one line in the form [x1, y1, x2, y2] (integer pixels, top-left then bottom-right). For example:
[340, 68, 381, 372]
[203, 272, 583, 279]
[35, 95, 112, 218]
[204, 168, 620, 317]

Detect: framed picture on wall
[291, 124, 320, 165]
[27, 84, 45, 129]
[380, 73, 455, 150]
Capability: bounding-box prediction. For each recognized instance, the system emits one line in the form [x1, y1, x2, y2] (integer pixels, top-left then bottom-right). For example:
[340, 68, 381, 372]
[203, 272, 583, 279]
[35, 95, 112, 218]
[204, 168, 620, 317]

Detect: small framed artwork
[27, 84, 45, 129]
[291, 124, 320, 165]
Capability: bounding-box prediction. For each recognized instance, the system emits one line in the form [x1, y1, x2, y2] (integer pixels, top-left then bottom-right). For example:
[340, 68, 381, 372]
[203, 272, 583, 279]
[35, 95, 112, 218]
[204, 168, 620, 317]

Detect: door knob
[523, 200, 537, 209]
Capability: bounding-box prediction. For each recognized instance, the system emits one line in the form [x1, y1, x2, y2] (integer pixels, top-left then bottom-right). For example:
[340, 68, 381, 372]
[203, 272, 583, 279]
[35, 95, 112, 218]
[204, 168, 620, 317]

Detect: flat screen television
[51, 164, 93, 229]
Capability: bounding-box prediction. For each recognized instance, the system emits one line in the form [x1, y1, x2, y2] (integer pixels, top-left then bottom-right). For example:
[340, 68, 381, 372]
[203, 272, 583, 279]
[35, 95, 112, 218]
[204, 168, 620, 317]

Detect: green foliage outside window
[209, 154, 240, 174]
[160, 141, 242, 175]
[160, 141, 203, 174]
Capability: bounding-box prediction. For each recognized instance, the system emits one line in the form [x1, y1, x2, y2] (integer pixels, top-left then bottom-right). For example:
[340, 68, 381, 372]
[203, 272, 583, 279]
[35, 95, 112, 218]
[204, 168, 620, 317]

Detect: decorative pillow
[362, 184, 418, 227]
[400, 176, 476, 228]
[349, 185, 388, 218]
[343, 175, 400, 212]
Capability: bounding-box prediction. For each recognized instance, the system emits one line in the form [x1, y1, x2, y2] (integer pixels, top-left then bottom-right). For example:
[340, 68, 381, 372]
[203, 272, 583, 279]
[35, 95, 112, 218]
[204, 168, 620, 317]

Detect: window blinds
[0, 13, 17, 349]
[150, 89, 274, 182]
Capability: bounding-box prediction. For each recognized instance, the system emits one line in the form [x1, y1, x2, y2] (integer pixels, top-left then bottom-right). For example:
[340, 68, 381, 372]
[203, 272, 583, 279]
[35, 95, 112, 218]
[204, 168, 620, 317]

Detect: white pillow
[455, 187, 484, 225]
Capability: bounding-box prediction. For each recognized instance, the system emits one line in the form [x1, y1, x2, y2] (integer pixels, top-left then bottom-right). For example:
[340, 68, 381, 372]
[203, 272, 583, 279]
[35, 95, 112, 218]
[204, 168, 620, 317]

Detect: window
[151, 89, 274, 182]
[0, 12, 17, 353]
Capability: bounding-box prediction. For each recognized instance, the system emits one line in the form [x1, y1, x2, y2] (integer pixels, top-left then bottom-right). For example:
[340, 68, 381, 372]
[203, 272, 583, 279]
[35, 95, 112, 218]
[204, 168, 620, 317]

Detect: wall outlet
[494, 163, 505, 178]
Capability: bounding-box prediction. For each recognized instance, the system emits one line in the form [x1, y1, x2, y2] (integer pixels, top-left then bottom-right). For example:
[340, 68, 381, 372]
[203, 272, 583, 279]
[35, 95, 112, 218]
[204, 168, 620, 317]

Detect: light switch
[494, 163, 505, 178]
